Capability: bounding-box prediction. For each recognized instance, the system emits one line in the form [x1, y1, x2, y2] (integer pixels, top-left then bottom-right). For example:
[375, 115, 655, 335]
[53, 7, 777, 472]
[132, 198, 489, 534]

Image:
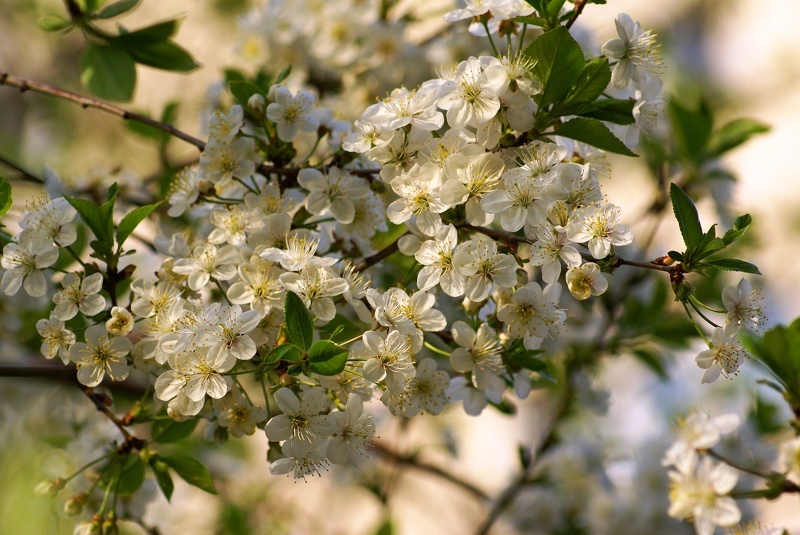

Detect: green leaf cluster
[148, 453, 217, 501]
[521, 27, 636, 156]
[741, 319, 800, 425]
[668, 183, 759, 276]
[39, 1, 198, 101]
[65, 183, 162, 268]
[263, 292, 350, 376]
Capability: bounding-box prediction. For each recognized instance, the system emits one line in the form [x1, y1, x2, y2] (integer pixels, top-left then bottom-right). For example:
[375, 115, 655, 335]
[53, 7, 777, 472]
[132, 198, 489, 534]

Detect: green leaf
[116, 201, 163, 247]
[80, 43, 136, 101]
[308, 340, 349, 376]
[0, 177, 11, 218]
[95, 0, 141, 19]
[546, 0, 567, 17]
[265, 343, 303, 363]
[149, 457, 174, 501]
[161, 454, 217, 495]
[669, 183, 703, 250]
[708, 118, 769, 157]
[230, 81, 265, 107]
[750, 393, 784, 435]
[722, 214, 752, 246]
[512, 16, 547, 27]
[151, 415, 200, 443]
[124, 40, 199, 72]
[38, 14, 72, 32]
[284, 292, 314, 350]
[555, 117, 637, 156]
[563, 57, 610, 105]
[106, 182, 119, 202]
[699, 258, 761, 275]
[575, 98, 635, 125]
[116, 19, 180, 44]
[506, 348, 547, 372]
[274, 65, 292, 85]
[116, 454, 145, 496]
[65, 196, 110, 243]
[525, 26, 585, 108]
[668, 98, 713, 162]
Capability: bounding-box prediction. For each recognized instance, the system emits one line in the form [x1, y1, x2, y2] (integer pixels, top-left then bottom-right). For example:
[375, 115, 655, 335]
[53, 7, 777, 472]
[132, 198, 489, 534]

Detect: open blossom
[497, 282, 566, 350]
[172, 243, 239, 291]
[70, 325, 131, 387]
[280, 266, 348, 321]
[565, 202, 633, 259]
[1, 233, 59, 297]
[106, 306, 135, 336]
[436, 56, 506, 129]
[415, 224, 465, 297]
[260, 233, 336, 272]
[668, 456, 741, 535]
[297, 167, 370, 224]
[695, 323, 749, 384]
[448, 322, 505, 415]
[453, 236, 518, 302]
[269, 437, 329, 479]
[441, 150, 504, 225]
[663, 410, 740, 474]
[265, 387, 335, 443]
[387, 162, 449, 236]
[342, 120, 392, 153]
[327, 393, 376, 466]
[529, 222, 582, 284]
[226, 256, 285, 316]
[353, 330, 415, 394]
[565, 262, 608, 300]
[602, 12, 664, 88]
[213, 389, 267, 438]
[20, 195, 77, 247]
[383, 358, 450, 417]
[199, 138, 256, 188]
[361, 85, 443, 132]
[208, 205, 264, 246]
[36, 318, 75, 363]
[202, 304, 262, 362]
[722, 278, 766, 332]
[207, 105, 244, 144]
[52, 272, 105, 320]
[266, 85, 319, 142]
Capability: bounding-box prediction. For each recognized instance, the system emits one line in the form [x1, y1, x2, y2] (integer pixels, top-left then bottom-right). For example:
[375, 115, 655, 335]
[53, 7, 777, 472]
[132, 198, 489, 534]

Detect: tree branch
[565, 0, 587, 30]
[372, 441, 489, 501]
[0, 152, 45, 184]
[0, 71, 206, 151]
[354, 233, 406, 271]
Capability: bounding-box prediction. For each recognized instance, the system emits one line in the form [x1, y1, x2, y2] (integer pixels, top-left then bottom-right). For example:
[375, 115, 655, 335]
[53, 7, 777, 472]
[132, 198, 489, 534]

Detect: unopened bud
[35, 478, 65, 498]
[64, 493, 87, 516]
[248, 93, 266, 113]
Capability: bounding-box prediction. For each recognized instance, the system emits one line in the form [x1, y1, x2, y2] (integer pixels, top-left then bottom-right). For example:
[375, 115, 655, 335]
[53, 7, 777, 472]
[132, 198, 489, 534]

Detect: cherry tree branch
[565, 0, 587, 30]
[0, 71, 207, 151]
[354, 233, 407, 271]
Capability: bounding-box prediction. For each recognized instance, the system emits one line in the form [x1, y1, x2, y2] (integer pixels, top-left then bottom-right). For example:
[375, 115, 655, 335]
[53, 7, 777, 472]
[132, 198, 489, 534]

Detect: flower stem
[482, 21, 501, 56]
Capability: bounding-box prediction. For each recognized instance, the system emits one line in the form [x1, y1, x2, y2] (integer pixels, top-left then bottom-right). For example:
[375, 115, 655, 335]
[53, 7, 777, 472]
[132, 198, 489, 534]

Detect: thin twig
[461, 224, 532, 245]
[354, 233, 406, 271]
[0, 152, 45, 184]
[0, 71, 206, 151]
[372, 441, 489, 501]
[565, 0, 587, 30]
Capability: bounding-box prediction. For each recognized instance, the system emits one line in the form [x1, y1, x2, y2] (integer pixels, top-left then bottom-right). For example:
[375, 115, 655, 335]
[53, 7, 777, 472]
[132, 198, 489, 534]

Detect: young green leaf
[631, 348, 668, 380]
[161, 454, 217, 495]
[65, 196, 110, 243]
[0, 177, 11, 219]
[151, 415, 199, 443]
[80, 43, 137, 101]
[722, 214, 752, 246]
[669, 183, 703, 250]
[563, 57, 611, 105]
[123, 40, 199, 72]
[274, 65, 292, 85]
[707, 118, 769, 157]
[95, 0, 141, 19]
[230, 81, 266, 107]
[116, 454, 146, 496]
[38, 14, 72, 32]
[265, 342, 303, 363]
[308, 340, 349, 376]
[555, 117, 637, 156]
[116, 201, 163, 247]
[546, 0, 567, 17]
[115, 19, 180, 44]
[148, 457, 174, 501]
[512, 16, 547, 27]
[284, 292, 314, 350]
[525, 26, 585, 108]
[699, 258, 761, 275]
[668, 98, 713, 162]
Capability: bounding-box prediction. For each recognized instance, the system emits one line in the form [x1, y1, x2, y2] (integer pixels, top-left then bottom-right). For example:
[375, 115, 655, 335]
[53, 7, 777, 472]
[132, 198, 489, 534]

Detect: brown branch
[461, 224, 532, 245]
[372, 441, 489, 501]
[565, 0, 587, 30]
[354, 233, 406, 271]
[0, 71, 206, 151]
[0, 152, 45, 184]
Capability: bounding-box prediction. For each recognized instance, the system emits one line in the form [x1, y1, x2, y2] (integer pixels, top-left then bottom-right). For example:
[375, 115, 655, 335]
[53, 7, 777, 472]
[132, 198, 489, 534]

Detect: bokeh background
[0, 0, 798, 533]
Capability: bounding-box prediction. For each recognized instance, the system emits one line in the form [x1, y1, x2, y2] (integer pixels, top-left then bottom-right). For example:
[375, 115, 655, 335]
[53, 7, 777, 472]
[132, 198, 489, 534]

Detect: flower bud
[35, 478, 64, 498]
[248, 93, 266, 113]
[64, 493, 87, 516]
[105, 306, 134, 336]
